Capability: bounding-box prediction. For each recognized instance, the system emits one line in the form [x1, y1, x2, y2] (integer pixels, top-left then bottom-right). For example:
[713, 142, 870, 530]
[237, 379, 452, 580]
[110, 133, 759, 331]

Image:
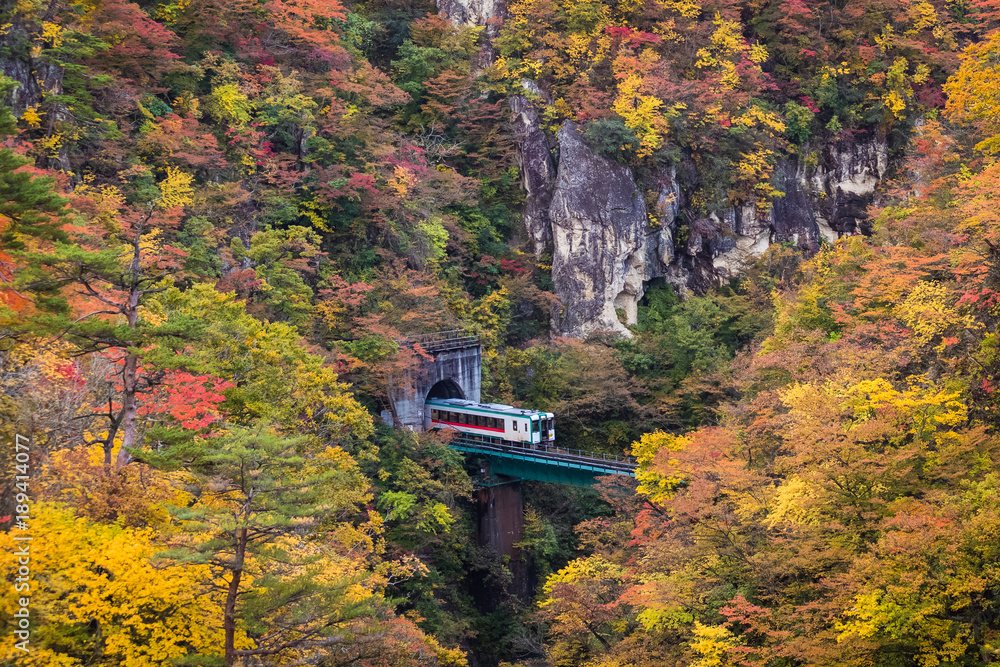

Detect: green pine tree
[161, 422, 379, 666]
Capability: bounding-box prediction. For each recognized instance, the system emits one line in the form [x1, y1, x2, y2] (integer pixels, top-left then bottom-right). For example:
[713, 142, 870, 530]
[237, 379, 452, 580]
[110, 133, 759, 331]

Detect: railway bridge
[450, 433, 636, 486]
[388, 330, 637, 485]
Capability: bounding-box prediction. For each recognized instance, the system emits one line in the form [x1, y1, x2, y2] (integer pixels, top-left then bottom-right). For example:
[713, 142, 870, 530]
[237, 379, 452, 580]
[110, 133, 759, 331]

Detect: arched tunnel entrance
[388, 340, 480, 430]
[427, 378, 465, 400]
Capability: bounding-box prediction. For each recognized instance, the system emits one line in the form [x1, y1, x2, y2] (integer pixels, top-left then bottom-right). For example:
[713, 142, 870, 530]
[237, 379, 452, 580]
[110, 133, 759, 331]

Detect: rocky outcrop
[510, 94, 556, 256]
[549, 122, 666, 338]
[437, 0, 503, 27]
[513, 100, 889, 337]
[712, 139, 888, 278]
[1, 35, 72, 171]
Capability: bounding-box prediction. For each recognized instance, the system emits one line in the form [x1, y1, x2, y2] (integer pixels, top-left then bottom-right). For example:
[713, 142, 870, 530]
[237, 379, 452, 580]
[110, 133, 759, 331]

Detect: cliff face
[510, 94, 556, 257]
[548, 122, 657, 338]
[1, 27, 72, 171]
[437, 0, 504, 26]
[514, 102, 888, 338]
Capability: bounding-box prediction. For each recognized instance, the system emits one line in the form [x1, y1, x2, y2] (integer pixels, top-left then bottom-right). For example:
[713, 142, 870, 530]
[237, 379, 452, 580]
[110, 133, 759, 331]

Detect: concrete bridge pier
[476, 475, 530, 600]
[477, 480, 524, 558]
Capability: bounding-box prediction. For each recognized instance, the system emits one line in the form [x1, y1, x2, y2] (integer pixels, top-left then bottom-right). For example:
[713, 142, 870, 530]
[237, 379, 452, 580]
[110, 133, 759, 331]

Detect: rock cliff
[548, 122, 654, 338]
[437, 0, 504, 26]
[513, 101, 888, 338]
[510, 94, 556, 257]
[1, 30, 72, 171]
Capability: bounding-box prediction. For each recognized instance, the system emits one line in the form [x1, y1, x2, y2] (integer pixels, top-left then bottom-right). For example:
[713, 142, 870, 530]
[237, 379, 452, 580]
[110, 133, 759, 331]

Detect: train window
[448, 412, 456, 423]
[431, 409, 438, 420]
[513, 421, 517, 431]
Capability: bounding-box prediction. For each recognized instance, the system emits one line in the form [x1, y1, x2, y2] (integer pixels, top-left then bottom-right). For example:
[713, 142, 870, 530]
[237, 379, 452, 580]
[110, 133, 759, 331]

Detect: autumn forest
[2, 0, 1000, 663]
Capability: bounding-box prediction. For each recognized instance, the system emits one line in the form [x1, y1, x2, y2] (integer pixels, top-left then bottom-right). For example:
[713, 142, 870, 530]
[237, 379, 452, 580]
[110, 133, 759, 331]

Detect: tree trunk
[115, 351, 139, 466]
[115, 231, 143, 467]
[224, 528, 248, 666]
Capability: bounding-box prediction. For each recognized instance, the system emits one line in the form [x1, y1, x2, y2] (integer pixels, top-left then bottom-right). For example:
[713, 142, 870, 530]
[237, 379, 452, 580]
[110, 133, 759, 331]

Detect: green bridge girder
[449, 442, 637, 487]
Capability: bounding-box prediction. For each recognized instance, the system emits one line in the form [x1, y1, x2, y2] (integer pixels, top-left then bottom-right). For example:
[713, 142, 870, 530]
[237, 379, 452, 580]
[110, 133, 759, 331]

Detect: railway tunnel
[427, 378, 465, 399]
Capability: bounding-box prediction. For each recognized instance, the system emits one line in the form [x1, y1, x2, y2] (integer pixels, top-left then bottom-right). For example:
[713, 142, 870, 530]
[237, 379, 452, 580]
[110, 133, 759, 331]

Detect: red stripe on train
[431, 419, 505, 433]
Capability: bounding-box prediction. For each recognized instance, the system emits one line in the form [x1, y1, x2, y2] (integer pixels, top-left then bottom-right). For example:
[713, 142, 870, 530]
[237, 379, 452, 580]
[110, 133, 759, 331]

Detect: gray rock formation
[549, 122, 666, 338]
[513, 100, 889, 338]
[1, 37, 72, 172]
[437, 0, 504, 27]
[433, 0, 887, 339]
[510, 94, 556, 256]
[713, 139, 888, 278]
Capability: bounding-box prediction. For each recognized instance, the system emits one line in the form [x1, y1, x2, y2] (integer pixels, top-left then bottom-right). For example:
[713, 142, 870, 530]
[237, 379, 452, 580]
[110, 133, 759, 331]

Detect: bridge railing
[451, 433, 637, 471]
[548, 447, 636, 467]
[404, 330, 480, 352]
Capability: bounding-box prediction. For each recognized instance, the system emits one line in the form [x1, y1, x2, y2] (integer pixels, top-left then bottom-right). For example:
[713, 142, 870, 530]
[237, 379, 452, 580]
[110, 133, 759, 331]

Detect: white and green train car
[425, 398, 555, 448]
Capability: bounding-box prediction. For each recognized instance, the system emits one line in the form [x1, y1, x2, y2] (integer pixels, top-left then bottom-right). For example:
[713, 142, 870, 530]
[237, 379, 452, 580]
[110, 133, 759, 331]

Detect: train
[425, 398, 555, 448]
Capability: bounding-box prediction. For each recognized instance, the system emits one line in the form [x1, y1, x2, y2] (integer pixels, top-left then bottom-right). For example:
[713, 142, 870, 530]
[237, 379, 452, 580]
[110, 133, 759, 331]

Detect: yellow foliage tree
[945, 30, 1000, 153]
[612, 49, 667, 156]
[0, 503, 224, 666]
[630, 429, 689, 505]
